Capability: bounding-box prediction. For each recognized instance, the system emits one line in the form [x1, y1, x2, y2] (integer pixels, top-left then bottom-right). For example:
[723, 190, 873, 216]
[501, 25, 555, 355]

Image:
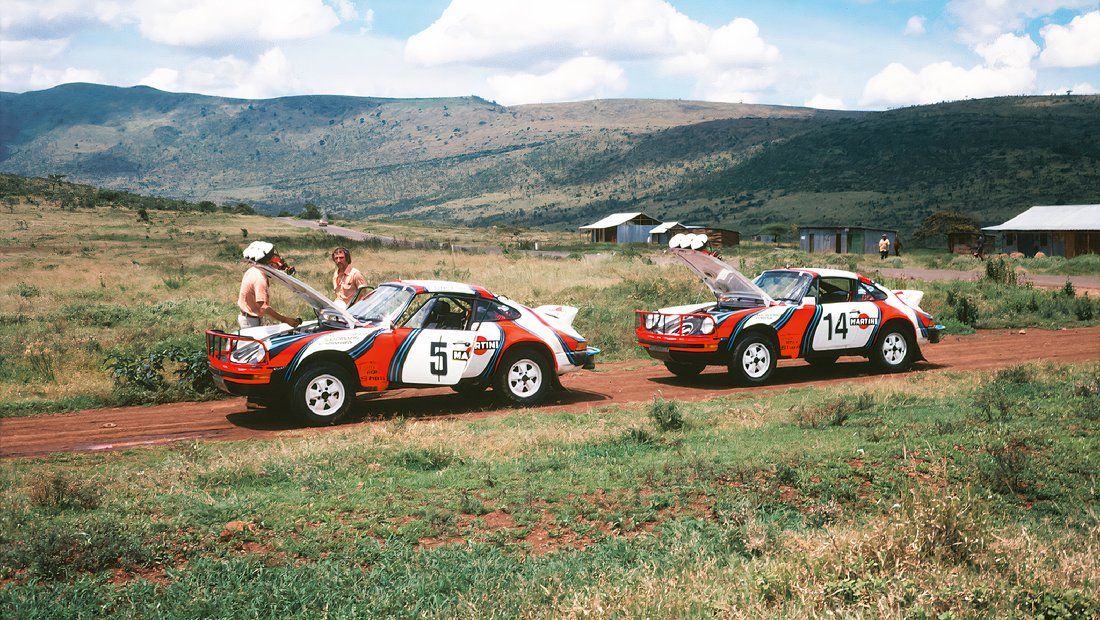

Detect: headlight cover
[230, 341, 266, 364]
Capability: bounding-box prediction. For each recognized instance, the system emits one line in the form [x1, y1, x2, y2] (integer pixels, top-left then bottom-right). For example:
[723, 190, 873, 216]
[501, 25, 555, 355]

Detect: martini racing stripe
[388, 329, 422, 383]
[267, 333, 313, 357]
[478, 323, 506, 380]
[799, 305, 823, 357]
[771, 307, 797, 332]
[723, 308, 765, 351]
[349, 330, 382, 359]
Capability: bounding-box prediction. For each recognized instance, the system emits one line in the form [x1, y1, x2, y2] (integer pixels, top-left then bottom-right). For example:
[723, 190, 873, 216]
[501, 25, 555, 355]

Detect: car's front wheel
[290, 362, 354, 426]
[871, 326, 915, 373]
[494, 348, 553, 406]
[729, 333, 777, 386]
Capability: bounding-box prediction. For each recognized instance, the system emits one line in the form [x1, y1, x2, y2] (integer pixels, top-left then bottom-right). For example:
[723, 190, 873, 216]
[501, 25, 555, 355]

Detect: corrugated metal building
[580, 212, 660, 244]
[799, 226, 898, 255]
[648, 221, 688, 245]
[983, 205, 1100, 258]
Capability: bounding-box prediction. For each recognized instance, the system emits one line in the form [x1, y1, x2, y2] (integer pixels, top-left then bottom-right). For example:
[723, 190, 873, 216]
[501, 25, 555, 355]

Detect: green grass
[1, 363, 1097, 617]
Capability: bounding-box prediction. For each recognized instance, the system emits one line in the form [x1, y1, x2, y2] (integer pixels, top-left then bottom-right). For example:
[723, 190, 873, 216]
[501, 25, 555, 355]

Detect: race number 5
[430, 341, 448, 376]
[822, 312, 849, 340]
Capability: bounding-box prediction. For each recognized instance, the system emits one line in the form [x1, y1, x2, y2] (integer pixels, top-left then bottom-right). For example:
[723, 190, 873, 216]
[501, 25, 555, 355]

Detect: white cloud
[330, 0, 357, 21]
[1040, 10, 1100, 67]
[1051, 81, 1098, 94]
[693, 68, 777, 103]
[904, 16, 926, 36]
[361, 8, 375, 32]
[2, 0, 345, 46]
[139, 48, 299, 98]
[486, 56, 626, 105]
[0, 38, 70, 63]
[947, 0, 1094, 43]
[804, 94, 846, 109]
[975, 33, 1040, 67]
[0, 63, 104, 92]
[861, 59, 1036, 107]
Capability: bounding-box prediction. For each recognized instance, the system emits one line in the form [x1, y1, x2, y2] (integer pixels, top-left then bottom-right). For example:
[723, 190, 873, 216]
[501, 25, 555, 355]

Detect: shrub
[977, 431, 1046, 496]
[648, 397, 684, 431]
[984, 257, 1017, 286]
[103, 339, 215, 398]
[11, 282, 40, 298]
[945, 289, 980, 327]
[11, 521, 150, 579]
[1061, 280, 1076, 297]
[28, 473, 100, 511]
[971, 381, 1016, 423]
[393, 448, 458, 471]
[869, 485, 988, 568]
[1073, 294, 1094, 321]
[795, 393, 875, 428]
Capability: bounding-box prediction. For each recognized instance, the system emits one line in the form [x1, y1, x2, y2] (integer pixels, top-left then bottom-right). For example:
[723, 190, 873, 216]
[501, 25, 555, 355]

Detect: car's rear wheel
[664, 360, 706, 378]
[290, 362, 354, 426]
[729, 333, 777, 386]
[494, 348, 553, 406]
[805, 355, 839, 367]
[871, 326, 915, 373]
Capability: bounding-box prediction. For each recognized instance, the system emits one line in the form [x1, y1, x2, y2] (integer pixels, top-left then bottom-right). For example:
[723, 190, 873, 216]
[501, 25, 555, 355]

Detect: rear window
[474, 300, 520, 322]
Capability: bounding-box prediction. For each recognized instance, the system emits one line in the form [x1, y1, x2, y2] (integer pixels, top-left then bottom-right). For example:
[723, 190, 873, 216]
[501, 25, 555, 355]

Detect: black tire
[871, 325, 915, 373]
[728, 332, 777, 386]
[664, 360, 706, 378]
[494, 348, 554, 406]
[805, 355, 839, 367]
[289, 362, 354, 426]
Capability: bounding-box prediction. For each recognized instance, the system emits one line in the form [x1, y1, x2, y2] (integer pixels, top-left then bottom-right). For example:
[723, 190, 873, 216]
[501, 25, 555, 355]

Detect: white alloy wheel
[881, 333, 907, 366]
[304, 374, 345, 416]
[742, 342, 771, 379]
[507, 358, 543, 397]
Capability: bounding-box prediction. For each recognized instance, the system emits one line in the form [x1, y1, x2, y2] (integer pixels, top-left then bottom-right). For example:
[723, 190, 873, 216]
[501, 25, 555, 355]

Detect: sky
[1, 0, 1098, 110]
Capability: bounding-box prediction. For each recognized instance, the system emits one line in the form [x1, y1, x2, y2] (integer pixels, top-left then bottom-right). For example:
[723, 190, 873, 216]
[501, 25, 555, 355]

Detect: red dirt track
[3, 328, 1098, 458]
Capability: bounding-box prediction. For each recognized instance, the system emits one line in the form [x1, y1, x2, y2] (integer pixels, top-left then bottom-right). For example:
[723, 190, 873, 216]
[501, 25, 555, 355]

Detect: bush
[8, 521, 150, 579]
[11, 282, 40, 298]
[1061, 280, 1076, 297]
[978, 431, 1046, 496]
[648, 397, 684, 431]
[794, 393, 875, 428]
[1073, 294, 1094, 321]
[945, 289, 980, 326]
[393, 448, 458, 471]
[984, 257, 1018, 286]
[103, 339, 215, 399]
[28, 473, 100, 511]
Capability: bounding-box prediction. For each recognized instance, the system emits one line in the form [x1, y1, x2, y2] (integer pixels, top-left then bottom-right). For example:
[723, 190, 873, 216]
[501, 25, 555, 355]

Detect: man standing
[238, 241, 302, 330]
[878, 234, 891, 260]
[332, 246, 368, 307]
[974, 234, 986, 261]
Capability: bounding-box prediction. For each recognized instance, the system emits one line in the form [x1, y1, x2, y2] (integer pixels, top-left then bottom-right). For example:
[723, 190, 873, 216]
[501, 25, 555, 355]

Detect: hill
[1, 83, 1098, 235]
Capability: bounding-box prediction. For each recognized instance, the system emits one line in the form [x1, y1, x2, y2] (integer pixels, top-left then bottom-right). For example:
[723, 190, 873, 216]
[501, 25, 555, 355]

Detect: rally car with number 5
[207, 264, 599, 425]
[636, 234, 944, 385]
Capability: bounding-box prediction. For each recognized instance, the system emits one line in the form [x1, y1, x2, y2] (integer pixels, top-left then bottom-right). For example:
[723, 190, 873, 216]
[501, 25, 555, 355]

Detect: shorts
[238, 314, 262, 329]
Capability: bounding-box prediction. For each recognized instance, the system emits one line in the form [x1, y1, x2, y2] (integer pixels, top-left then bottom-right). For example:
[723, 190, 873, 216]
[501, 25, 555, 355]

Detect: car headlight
[230, 341, 266, 364]
[699, 317, 715, 334]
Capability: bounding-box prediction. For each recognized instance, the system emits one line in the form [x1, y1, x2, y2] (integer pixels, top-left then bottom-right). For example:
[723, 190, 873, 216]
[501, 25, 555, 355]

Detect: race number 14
[823, 312, 848, 340]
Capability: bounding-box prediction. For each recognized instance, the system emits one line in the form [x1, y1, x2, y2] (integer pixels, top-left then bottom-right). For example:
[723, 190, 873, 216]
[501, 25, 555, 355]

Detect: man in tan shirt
[331, 246, 368, 307]
[878, 235, 891, 260]
[238, 242, 302, 330]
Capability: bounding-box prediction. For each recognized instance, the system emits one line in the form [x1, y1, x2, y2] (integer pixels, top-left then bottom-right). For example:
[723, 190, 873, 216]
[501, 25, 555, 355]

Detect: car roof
[388, 279, 494, 298]
[774, 267, 862, 280]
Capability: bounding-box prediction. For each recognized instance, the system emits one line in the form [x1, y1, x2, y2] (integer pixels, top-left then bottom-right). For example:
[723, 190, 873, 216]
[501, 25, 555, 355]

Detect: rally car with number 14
[636, 234, 944, 385]
[207, 264, 599, 425]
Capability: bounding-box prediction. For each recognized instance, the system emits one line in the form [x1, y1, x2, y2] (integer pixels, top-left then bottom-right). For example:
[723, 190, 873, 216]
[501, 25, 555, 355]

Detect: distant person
[974, 234, 986, 261]
[238, 241, 302, 330]
[331, 246, 367, 307]
[894, 237, 902, 257]
[878, 234, 891, 260]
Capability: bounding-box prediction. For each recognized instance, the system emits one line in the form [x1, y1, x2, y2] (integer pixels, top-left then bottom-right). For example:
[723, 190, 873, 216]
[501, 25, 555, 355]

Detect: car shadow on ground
[225, 387, 611, 431]
[650, 359, 945, 390]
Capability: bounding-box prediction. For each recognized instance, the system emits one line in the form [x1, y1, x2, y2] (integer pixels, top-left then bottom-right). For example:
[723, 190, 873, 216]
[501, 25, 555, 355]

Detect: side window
[819, 277, 853, 304]
[396, 294, 432, 327]
[856, 281, 887, 301]
[405, 295, 474, 330]
[473, 300, 521, 323]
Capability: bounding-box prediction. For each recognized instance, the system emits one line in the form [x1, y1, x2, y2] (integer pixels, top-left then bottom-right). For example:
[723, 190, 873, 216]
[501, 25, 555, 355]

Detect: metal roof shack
[580, 212, 660, 243]
[983, 205, 1100, 257]
[798, 225, 898, 255]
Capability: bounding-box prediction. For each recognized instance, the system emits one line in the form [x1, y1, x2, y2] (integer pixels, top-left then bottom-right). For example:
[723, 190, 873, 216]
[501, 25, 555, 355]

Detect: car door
[811, 277, 880, 351]
[395, 294, 477, 385]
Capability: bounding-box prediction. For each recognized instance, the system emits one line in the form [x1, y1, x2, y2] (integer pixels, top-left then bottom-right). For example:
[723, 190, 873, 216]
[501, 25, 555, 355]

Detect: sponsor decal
[452, 344, 471, 362]
[850, 311, 878, 330]
[474, 335, 500, 356]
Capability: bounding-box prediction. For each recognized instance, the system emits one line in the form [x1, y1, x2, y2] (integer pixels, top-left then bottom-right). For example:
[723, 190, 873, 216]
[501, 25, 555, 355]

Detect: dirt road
[3, 328, 1098, 458]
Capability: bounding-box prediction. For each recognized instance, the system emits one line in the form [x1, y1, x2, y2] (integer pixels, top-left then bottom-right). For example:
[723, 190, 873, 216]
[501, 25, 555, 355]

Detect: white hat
[243, 240, 275, 263]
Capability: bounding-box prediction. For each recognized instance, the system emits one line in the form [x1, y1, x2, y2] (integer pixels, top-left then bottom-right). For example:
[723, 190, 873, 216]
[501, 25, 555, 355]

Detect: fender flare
[286, 350, 362, 391]
[876, 318, 923, 361]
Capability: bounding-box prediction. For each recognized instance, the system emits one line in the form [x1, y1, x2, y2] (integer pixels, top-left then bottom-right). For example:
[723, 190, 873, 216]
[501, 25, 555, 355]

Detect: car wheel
[805, 355, 839, 367]
[290, 362, 354, 426]
[494, 348, 553, 406]
[729, 333, 777, 386]
[664, 360, 706, 378]
[872, 326, 915, 373]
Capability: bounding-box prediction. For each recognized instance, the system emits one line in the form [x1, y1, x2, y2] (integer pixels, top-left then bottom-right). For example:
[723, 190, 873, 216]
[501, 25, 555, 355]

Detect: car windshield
[347, 284, 415, 323]
[754, 270, 813, 302]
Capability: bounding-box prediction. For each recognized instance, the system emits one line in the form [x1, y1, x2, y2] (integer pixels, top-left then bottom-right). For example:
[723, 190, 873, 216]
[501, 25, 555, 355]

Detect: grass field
[3, 199, 1098, 416]
[1, 362, 1097, 617]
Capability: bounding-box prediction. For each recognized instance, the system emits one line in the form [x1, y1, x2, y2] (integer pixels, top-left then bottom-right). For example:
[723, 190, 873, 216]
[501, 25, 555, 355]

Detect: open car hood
[670, 249, 774, 306]
[253, 263, 356, 326]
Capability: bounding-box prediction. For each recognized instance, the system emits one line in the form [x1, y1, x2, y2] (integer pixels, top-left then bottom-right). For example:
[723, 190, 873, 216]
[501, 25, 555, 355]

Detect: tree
[298, 203, 322, 219]
[757, 222, 797, 243]
[913, 211, 978, 246]
[197, 200, 217, 213]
